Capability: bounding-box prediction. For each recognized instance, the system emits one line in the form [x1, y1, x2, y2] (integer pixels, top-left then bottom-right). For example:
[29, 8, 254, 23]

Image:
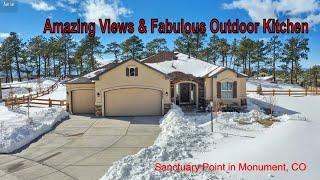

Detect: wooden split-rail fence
[4, 76, 67, 107]
[247, 87, 320, 96]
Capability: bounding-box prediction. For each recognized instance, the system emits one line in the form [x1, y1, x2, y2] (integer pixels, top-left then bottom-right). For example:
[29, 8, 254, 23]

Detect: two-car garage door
[104, 88, 162, 116]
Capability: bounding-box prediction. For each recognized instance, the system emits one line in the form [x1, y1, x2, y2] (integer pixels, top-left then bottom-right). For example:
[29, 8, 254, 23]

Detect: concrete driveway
[0, 115, 161, 180]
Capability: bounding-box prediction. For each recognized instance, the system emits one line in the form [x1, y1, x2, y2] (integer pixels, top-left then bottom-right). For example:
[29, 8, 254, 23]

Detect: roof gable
[209, 68, 248, 78]
[94, 59, 167, 80]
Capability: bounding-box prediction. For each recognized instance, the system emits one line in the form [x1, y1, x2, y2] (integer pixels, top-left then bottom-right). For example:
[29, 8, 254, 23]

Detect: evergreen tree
[80, 35, 104, 71]
[267, 35, 282, 82]
[121, 35, 144, 60]
[207, 34, 220, 64]
[253, 40, 267, 78]
[174, 33, 193, 58]
[59, 34, 76, 76]
[216, 38, 230, 67]
[145, 38, 168, 56]
[229, 39, 239, 70]
[28, 36, 45, 78]
[192, 33, 207, 58]
[282, 37, 309, 84]
[105, 42, 121, 62]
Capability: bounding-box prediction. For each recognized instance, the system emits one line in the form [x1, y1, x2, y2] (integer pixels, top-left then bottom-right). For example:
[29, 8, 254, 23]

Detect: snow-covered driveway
[0, 115, 161, 180]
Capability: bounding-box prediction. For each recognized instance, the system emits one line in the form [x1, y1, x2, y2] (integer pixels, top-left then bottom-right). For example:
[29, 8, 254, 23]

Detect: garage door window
[126, 67, 138, 77]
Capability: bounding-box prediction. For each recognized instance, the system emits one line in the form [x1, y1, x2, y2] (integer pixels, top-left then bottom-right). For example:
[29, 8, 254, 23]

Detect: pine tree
[59, 34, 76, 76]
[80, 35, 104, 71]
[121, 35, 144, 60]
[229, 39, 238, 70]
[174, 33, 193, 58]
[192, 33, 207, 58]
[216, 38, 230, 67]
[282, 37, 309, 84]
[105, 42, 121, 62]
[267, 35, 282, 82]
[145, 38, 168, 56]
[207, 34, 220, 64]
[253, 40, 267, 78]
[28, 36, 45, 78]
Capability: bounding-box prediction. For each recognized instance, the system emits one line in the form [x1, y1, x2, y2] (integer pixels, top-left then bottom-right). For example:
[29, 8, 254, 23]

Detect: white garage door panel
[105, 88, 162, 116]
[72, 90, 95, 114]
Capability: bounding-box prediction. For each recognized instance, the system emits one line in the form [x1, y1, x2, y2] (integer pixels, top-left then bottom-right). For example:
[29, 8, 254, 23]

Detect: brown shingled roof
[142, 51, 177, 63]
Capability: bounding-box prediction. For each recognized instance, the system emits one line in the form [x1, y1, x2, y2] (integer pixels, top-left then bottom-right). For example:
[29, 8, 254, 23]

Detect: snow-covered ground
[0, 80, 68, 153]
[0, 103, 68, 153]
[1, 78, 57, 99]
[40, 84, 66, 100]
[101, 105, 218, 180]
[101, 80, 319, 180]
[189, 94, 319, 180]
[247, 78, 303, 91]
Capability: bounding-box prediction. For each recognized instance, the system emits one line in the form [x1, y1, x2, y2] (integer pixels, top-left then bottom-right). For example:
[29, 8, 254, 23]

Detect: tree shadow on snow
[248, 97, 298, 116]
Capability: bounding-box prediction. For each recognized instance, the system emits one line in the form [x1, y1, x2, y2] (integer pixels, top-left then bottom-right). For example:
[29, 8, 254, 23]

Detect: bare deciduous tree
[263, 95, 277, 119]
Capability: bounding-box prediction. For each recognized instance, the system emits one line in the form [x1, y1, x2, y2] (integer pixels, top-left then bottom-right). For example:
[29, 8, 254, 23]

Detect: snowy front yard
[1, 78, 57, 99]
[0, 103, 68, 153]
[0, 80, 68, 153]
[100, 85, 319, 179]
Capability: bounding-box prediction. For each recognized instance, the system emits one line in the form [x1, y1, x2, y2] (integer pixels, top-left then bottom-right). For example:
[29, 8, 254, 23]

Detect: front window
[221, 82, 233, 99]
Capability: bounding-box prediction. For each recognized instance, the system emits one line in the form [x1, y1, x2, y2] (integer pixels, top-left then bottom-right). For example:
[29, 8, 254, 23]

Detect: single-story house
[66, 52, 248, 116]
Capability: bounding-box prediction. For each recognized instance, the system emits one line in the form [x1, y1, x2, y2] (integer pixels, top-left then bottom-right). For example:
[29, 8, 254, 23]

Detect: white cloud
[223, 0, 277, 22]
[82, 0, 132, 23]
[303, 13, 320, 27]
[0, 32, 10, 39]
[275, 0, 318, 15]
[18, 0, 132, 21]
[56, 1, 77, 13]
[30, 1, 55, 11]
[223, 0, 320, 26]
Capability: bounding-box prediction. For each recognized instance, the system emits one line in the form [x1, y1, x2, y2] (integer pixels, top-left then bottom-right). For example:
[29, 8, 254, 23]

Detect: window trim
[221, 81, 233, 99]
[127, 66, 138, 77]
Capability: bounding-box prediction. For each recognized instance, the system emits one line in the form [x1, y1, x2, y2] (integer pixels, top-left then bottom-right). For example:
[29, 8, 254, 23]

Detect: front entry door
[180, 83, 190, 103]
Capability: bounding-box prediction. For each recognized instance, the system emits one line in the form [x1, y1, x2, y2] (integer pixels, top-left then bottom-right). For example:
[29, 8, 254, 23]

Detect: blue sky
[0, 0, 319, 67]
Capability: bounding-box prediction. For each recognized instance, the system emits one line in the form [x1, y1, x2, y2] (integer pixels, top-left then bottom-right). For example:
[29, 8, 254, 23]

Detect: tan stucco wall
[95, 60, 171, 116]
[210, 70, 247, 105]
[205, 78, 213, 100]
[66, 83, 95, 113]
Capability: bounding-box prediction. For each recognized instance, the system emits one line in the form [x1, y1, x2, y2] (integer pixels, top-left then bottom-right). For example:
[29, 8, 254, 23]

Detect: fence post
[273, 89, 275, 96]
[305, 88, 307, 96]
[49, 98, 52, 107]
[289, 89, 291, 96]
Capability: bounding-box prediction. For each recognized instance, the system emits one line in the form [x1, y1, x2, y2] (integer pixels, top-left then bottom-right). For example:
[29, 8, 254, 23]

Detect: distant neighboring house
[258, 72, 270, 78]
[66, 52, 248, 116]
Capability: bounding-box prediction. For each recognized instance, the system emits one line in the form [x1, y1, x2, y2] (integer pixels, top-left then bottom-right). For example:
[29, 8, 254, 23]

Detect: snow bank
[101, 105, 217, 180]
[0, 104, 69, 153]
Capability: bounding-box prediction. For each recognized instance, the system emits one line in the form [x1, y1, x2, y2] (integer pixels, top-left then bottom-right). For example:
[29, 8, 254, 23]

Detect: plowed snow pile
[0, 104, 69, 153]
[101, 105, 218, 180]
